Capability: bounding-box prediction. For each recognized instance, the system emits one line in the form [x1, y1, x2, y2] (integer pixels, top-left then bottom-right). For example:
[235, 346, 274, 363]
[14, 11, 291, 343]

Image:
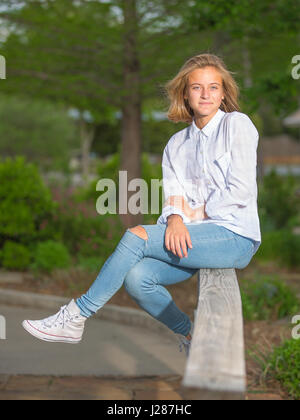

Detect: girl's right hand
[165, 215, 193, 259]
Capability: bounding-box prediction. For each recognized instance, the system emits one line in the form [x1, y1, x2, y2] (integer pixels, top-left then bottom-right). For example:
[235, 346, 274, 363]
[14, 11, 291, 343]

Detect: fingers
[165, 232, 171, 252]
[186, 234, 193, 250]
[176, 236, 191, 258]
[165, 233, 192, 258]
[165, 235, 179, 257]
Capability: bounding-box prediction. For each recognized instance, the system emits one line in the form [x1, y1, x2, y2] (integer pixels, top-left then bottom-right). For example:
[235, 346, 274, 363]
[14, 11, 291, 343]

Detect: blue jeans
[76, 223, 255, 336]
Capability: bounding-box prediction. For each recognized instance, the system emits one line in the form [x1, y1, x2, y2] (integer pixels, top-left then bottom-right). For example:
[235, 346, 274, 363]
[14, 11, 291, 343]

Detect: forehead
[187, 67, 222, 84]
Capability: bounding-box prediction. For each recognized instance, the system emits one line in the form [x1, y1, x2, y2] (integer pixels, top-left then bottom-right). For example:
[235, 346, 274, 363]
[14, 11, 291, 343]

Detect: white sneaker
[22, 299, 87, 344]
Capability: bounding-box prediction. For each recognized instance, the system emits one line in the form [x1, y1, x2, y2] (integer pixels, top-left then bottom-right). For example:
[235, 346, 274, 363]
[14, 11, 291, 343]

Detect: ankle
[185, 333, 192, 341]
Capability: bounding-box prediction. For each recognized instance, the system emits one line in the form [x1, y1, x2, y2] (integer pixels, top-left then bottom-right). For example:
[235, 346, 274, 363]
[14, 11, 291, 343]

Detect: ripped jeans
[76, 223, 255, 336]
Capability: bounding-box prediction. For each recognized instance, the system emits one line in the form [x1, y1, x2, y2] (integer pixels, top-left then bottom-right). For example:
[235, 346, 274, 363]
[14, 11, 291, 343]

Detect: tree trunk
[120, 0, 143, 228]
[79, 114, 95, 184]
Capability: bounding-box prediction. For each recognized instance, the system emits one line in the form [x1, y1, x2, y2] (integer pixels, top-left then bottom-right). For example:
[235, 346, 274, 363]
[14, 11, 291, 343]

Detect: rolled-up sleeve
[205, 114, 259, 220]
[159, 144, 191, 224]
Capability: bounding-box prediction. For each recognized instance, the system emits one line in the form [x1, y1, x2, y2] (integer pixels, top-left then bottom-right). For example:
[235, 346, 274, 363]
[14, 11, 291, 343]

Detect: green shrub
[240, 275, 300, 321]
[258, 170, 300, 231]
[255, 229, 300, 269]
[0, 241, 31, 270]
[266, 338, 300, 400]
[76, 255, 104, 274]
[30, 240, 71, 274]
[48, 183, 125, 259]
[51, 204, 123, 259]
[0, 156, 59, 247]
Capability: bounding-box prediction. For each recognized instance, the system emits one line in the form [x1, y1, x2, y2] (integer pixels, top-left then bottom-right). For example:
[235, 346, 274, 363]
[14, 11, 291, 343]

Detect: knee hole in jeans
[128, 225, 148, 241]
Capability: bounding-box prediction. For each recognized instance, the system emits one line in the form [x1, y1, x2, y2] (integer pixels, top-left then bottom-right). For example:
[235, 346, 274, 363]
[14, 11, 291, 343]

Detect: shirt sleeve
[205, 114, 259, 220]
[159, 143, 192, 224]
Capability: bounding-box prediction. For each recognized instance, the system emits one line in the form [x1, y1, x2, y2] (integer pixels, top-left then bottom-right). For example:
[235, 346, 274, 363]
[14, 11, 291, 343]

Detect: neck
[194, 109, 219, 129]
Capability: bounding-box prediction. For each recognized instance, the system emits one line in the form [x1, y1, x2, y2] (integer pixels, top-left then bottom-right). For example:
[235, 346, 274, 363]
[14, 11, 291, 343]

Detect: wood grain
[182, 268, 246, 400]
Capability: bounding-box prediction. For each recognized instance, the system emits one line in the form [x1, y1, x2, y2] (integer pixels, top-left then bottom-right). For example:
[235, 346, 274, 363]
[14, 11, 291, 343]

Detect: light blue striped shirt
[157, 108, 261, 255]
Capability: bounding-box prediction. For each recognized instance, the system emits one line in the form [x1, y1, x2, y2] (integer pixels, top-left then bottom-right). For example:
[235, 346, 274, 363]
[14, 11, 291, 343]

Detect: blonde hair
[164, 53, 240, 123]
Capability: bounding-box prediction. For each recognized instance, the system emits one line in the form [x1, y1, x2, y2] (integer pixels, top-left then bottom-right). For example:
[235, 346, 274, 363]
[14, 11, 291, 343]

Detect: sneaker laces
[178, 321, 194, 357]
[42, 305, 74, 328]
[178, 336, 191, 356]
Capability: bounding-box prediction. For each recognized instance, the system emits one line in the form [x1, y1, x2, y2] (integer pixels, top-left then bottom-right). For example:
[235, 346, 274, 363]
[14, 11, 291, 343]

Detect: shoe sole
[22, 320, 82, 344]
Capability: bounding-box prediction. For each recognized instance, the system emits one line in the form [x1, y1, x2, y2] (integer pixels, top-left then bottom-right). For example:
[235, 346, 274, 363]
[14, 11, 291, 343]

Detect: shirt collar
[189, 108, 225, 140]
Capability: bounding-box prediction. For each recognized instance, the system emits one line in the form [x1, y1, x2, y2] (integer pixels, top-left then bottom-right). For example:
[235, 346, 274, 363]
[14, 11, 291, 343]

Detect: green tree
[0, 93, 77, 171]
[0, 0, 118, 181]
[188, 0, 300, 116]
[186, 0, 300, 180]
[0, 0, 213, 227]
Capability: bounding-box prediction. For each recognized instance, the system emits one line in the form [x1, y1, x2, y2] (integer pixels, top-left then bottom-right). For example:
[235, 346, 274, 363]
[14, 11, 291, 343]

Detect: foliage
[187, 0, 300, 117]
[91, 117, 187, 158]
[0, 156, 59, 250]
[76, 255, 105, 274]
[240, 275, 300, 321]
[189, 0, 300, 36]
[91, 121, 121, 157]
[266, 338, 300, 400]
[255, 229, 300, 269]
[258, 170, 300, 231]
[0, 93, 78, 171]
[0, 241, 31, 270]
[247, 69, 300, 118]
[48, 185, 124, 260]
[256, 171, 300, 269]
[0, 0, 118, 120]
[0, 0, 203, 121]
[141, 117, 187, 155]
[30, 240, 71, 274]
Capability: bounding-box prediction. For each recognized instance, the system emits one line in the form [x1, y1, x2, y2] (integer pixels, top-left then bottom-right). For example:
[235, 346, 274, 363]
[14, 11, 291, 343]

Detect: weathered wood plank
[182, 268, 246, 400]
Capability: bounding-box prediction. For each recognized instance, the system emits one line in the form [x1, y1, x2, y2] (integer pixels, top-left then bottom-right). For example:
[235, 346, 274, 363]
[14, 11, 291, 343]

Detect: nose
[200, 88, 210, 98]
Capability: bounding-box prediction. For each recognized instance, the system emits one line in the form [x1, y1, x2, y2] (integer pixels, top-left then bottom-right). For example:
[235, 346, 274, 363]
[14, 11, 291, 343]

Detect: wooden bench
[181, 268, 246, 400]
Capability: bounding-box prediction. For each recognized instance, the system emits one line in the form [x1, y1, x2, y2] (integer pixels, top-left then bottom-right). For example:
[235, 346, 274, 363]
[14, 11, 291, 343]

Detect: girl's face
[184, 66, 224, 120]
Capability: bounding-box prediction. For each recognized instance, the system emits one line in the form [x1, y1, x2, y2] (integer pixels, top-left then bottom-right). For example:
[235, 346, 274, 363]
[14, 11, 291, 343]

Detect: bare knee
[128, 225, 148, 241]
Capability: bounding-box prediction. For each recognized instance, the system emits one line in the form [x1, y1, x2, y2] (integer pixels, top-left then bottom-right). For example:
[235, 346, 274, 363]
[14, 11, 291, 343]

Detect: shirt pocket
[211, 151, 231, 186]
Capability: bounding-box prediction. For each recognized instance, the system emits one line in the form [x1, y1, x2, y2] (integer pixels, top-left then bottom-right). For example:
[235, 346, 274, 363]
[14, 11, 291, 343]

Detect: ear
[183, 88, 188, 101]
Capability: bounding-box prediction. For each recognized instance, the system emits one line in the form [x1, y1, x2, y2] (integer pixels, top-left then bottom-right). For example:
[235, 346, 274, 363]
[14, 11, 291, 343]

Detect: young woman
[22, 53, 261, 356]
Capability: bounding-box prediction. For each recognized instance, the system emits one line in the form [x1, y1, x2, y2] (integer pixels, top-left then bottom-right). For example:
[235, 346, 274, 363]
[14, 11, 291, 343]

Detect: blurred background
[0, 0, 300, 399]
